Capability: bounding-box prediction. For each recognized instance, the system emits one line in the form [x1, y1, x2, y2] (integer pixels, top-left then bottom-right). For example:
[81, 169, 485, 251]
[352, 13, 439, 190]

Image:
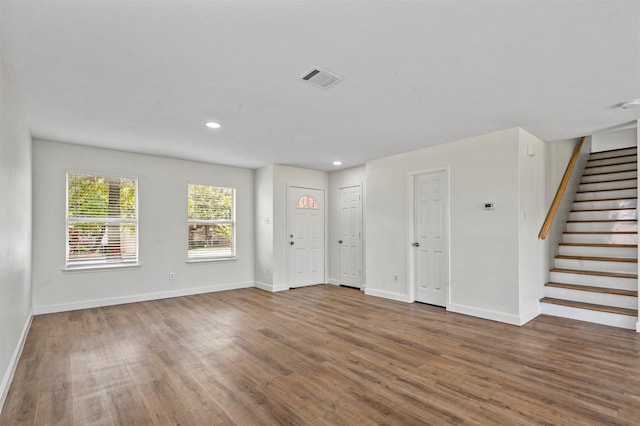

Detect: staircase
[541, 146, 639, 329]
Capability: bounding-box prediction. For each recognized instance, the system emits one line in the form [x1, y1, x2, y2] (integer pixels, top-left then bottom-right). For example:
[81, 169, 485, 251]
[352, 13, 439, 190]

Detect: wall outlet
[169, 272, 175, 280]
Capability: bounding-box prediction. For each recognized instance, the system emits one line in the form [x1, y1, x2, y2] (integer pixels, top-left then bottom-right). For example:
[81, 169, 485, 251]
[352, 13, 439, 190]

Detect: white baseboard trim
[364, 288, 411, 303]
[33, 281, 254, 315]
[448, 303, 523, 326]
[636, 321, 640, 333]
[1, 311, 33, 414]
[519, 305, 542, 326]
[254, 282, 289, 292]
[254, 281, 272, 292]
[272, 283, 289, 292]
[328, 278, 338, 285]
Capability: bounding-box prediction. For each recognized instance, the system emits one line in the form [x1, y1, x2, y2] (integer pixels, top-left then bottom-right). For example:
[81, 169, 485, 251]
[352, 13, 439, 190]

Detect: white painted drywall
[328, 166, 365, 285]
[272, 165, 328, 289]
[31, 140, 255, 312]
[517, 129, 547, 322]
[0, 53, 32, 411]
[636, 122, 640, 333]
[591, 127, 637, 152]
[541, 137, 591, 283]
[365, 127, 549, 325]
[254, 165, 274, 288]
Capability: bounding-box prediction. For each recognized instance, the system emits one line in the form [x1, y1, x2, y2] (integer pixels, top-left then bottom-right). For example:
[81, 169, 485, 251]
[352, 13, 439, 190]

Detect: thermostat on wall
[484, 202, 495, 210]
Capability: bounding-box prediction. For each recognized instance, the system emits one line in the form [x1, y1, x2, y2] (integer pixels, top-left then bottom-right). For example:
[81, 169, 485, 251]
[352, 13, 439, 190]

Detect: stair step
[545, 282, 638, 297]
[567, 219, 637, 222]
[589, 147, 637, 160]
[565, 220, 637, 232]
[581, 170, 637, 183]
[570, 207, 636, 212]
[571, 199, 636, 211]
[540, 298, 637, 316]
[583, 164, 637, 175]
[579, 178, 637, 192]
[568, 209, 637, 221]
[544, 283, 638, 310]
[559, 243, 638, 259]
[550, 268, 637, 279]
[575, 188, 637, 201]
[556, 255, 637, 263]
[587, 155, 637, 167]
[554, 255, 637, 274]
[563, 231, 636, 234]
[585, 160, 636, 169]
[549, 268, 637, 290]
[562, 232, 637, 244]
[540, 298, 637, 329]
[574, 196, 637, 202]
[560, 243, 637, 247]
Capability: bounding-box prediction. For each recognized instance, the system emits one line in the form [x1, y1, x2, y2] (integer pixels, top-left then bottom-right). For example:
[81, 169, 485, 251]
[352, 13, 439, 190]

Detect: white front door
[414, 170, 449, 306]
[289, 187, 325, 288]
[338, 185, 362, 288]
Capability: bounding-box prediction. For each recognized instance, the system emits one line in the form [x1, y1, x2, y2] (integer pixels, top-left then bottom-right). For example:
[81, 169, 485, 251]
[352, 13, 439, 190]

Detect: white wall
[591, 127, 637, 152]
[272, 165, 328, 289]
[328, 166, 365, 285]
[518, 129, 547, 322]
[541, 137, 591, 280]
[32, 140, 255, 313]
[254, 165, 274, 288]
[0, 53, 32, 411]
[365, 128, 547, 325]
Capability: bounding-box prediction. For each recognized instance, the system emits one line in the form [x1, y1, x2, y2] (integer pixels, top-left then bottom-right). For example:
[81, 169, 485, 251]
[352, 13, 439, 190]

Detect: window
[66, 173, 138, 269]
[296, 196, 318, 209]
[188, 184, 235, 260]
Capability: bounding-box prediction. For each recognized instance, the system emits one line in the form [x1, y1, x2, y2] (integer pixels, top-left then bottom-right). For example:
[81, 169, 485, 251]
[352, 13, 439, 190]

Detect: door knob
[338, 240, 343, 244]
[412, 242, 420, 247]
[290, 241, 295, 245]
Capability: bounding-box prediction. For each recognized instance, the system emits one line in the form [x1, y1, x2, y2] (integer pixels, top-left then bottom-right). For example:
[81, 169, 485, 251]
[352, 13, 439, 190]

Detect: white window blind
[66, 173, 138, 268]
[188, 184, 235, 260]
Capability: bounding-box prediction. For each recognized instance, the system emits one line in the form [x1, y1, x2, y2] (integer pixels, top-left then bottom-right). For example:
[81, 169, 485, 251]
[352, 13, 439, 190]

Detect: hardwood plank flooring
[2, 285, 640, 425]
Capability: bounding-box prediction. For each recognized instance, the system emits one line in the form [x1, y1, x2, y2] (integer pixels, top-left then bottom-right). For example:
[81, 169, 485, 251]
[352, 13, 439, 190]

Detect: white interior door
[289, 187, 325, 288]
[338, 185, 362, 288]
[414, 170, 449, 306]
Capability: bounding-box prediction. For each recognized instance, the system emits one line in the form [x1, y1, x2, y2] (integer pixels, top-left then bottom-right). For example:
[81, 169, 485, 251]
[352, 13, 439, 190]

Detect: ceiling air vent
[300, 67, 343, 90]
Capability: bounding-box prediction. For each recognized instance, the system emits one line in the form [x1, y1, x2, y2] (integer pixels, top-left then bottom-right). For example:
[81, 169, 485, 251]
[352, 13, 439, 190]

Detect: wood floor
[2, 285, 640, 425]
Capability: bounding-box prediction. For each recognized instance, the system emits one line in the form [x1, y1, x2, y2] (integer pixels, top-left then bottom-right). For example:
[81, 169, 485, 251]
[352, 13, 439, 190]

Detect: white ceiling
[1, 0, 639, 171]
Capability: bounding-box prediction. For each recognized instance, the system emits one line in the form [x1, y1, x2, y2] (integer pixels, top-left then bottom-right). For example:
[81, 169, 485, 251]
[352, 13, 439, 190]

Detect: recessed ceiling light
[205, 122, 221, 129]
[621, 99, 640, 109]
[333, 161, 342, 166]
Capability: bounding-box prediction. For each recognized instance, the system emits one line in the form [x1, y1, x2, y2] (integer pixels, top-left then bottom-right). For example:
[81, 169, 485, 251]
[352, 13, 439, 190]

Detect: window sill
[62, 263, 141, 273]
[186, 257, 238, 264]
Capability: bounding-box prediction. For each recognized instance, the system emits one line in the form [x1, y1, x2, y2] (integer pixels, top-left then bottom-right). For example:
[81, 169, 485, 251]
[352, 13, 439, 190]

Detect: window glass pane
[68, 223, 137, 264]
[188, 184, 236, 259]
[68, 174, 136, 218]
[188, 223, 234, 258]
[66, 173, 138, 268]
[296, 196, 318, 209]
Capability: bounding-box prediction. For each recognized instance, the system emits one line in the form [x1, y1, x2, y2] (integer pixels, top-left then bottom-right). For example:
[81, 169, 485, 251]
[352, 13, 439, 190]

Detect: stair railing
[539, 136, 586, 240]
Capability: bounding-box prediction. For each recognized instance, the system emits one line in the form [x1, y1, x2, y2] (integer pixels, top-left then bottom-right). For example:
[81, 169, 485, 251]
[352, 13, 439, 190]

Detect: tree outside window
[66, 173, 138, 268]
[188, 184, 235, 259]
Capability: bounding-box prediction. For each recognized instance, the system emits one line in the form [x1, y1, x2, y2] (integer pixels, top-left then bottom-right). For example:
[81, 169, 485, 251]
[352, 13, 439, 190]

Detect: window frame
[187, 183, 237, 262]
[64, 171, 139, 270]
